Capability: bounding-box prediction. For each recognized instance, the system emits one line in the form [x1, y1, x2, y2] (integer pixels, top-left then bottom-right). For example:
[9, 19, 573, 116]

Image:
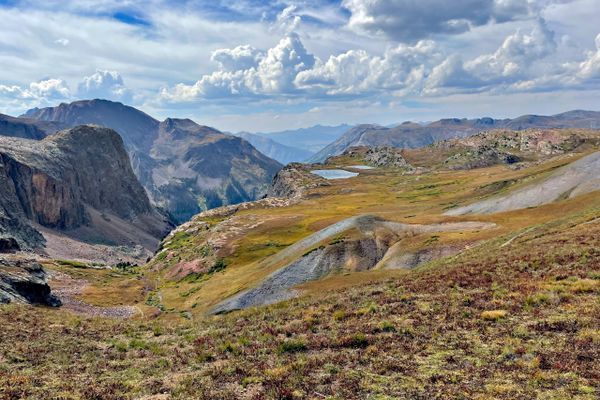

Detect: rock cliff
[0, 125, 173, 252]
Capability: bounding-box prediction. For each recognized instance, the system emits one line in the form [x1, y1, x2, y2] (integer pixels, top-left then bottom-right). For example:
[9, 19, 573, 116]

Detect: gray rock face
[0, 259, 61, 306]
[342, 146, 414, 169]
[211, 216, 496, 313]
[24, 100, 282, 222]
[0, 125, 173, 250]
[309, 110, 600, 162]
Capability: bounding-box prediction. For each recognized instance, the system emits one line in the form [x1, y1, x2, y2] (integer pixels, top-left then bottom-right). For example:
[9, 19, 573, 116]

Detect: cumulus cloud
[160, 33, 315, 101]
[211, 45, 263, 72]
[77, 70, 132, 102]
[0, 78, 71, 114]
[0, 78, 71, 100]
[160, 18, 600, 104]
[576, 33, 600, 80]
[426, 19, 558, 93]
[466, 18, 556, 80]
[295, 40, 441, 95]
[342, 0, 540, 42]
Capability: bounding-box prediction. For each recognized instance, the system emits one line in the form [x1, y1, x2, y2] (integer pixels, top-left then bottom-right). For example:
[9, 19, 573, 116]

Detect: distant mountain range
[233, 132, 314, 164]
[21, 100, 282, 223]
[309, 110, 600, 162]
[251, 124, 352, 154]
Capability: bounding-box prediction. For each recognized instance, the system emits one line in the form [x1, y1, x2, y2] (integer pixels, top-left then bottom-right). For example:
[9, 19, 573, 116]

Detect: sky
[0, 0, 599, 132]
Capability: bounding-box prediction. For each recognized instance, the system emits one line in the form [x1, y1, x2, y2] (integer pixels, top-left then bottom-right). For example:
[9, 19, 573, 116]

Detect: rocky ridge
[267, 163, 331, 199]
[310, 110, 600, 162]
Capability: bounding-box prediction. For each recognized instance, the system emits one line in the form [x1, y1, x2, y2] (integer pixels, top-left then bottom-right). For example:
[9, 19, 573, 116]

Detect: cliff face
[0, 125, 173, 251]
[148, 118, 282, 222]
[25, 100, 282, 223]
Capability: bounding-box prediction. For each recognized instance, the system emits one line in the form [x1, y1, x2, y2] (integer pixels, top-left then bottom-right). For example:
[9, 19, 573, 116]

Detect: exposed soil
[211, 216, 495, 313]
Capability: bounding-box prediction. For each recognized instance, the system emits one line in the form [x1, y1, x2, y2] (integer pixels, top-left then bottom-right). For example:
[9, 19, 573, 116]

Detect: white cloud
[77, 70, 132, 101]
[295, 40, 441, 95]
[160, 33, 315, 101]
[211, 45, 263, 72]
[465, 18, 556, 81]
[425, 19, 558, 93]
[54, 38, 70, 46]
[0, 78, 71, 114]
[0, 78, 71, 100]
[576, 32, 600, 80]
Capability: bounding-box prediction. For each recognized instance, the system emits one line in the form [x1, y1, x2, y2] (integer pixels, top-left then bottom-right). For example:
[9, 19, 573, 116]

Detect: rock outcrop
[0, 258, 61, 306]
[267, 163, 330, 199]
[25, 100, 282, 222]
[342, 146, 415, 169]
[438, 129, 598, 170]
[0, 125, 173, 252]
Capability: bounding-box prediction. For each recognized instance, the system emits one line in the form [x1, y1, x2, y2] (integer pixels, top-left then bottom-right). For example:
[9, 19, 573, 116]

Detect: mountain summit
[24, 100, 282, 222]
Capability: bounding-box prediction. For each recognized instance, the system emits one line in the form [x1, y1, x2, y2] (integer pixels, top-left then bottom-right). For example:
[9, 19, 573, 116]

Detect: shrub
[378, 320, 396, 333]
[209, 258, 228, 274]
[481, 310, 508, 321]
[277, 339, 307, 354]
[339, 333, 369, 348]
[333, 310, 347, 321]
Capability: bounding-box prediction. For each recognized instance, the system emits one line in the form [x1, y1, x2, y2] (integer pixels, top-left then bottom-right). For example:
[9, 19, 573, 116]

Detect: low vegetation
[0, 208, 598, 399]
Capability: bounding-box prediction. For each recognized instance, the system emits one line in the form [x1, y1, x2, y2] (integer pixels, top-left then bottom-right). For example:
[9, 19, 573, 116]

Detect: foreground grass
[1, 210, 598, 399]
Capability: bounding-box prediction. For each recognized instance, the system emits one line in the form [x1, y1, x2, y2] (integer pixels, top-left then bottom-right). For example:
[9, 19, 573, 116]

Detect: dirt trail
[50, 271, 138, 318]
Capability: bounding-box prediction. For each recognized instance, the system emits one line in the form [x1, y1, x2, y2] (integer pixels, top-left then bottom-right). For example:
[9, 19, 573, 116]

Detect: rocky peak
[24, 100, 282, 223]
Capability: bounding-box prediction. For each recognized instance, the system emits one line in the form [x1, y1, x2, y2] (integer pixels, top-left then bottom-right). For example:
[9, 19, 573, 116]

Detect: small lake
[311, 169, 359, 180]
[348, 165, 374, 170]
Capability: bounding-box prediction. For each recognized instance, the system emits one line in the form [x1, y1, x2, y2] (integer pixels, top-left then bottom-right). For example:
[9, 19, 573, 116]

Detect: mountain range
[309, 110, 600, 162]
[22, 100, 282, 222]
[254, 124, 352, 154]
[233, 132, 314, 164]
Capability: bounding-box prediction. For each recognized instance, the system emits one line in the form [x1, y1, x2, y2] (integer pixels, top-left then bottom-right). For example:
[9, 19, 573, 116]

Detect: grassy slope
[0, 201, 598, 399]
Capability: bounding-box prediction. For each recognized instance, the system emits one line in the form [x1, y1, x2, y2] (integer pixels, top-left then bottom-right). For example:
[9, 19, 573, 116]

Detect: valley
[0, 108, 598, 399]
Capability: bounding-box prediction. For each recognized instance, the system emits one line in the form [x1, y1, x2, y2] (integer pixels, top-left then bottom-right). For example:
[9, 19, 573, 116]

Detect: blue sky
[0, 0, 599, 132]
